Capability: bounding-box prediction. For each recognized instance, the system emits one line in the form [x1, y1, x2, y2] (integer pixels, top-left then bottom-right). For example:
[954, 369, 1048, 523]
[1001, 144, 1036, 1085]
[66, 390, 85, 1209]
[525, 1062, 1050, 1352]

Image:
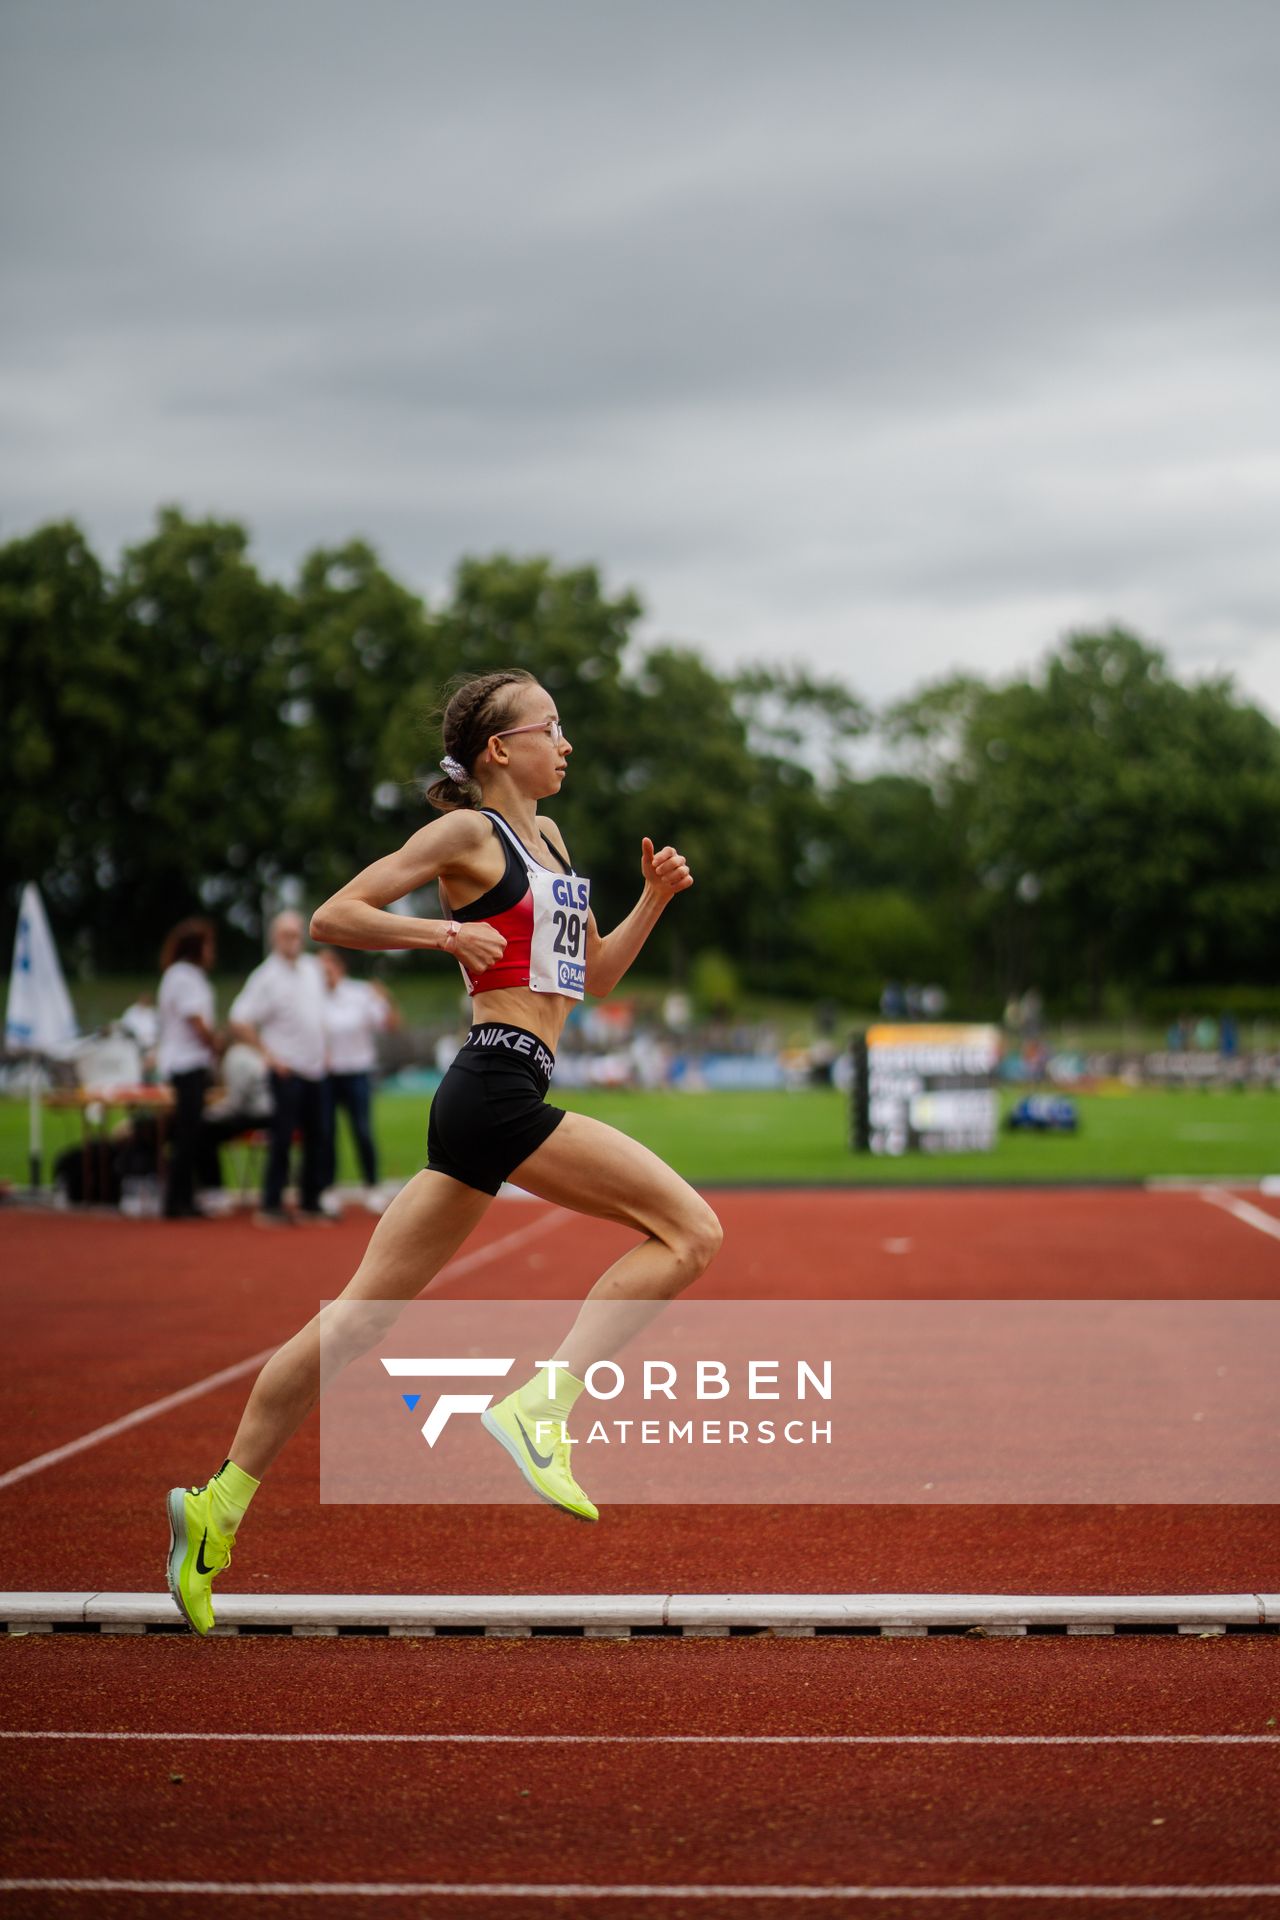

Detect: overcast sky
[4, 0, 1279, 718]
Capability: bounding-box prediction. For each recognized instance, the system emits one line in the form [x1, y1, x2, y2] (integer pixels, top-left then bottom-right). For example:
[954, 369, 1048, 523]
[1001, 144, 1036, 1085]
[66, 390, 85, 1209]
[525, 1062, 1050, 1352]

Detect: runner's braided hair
[425, 670, 537, 812]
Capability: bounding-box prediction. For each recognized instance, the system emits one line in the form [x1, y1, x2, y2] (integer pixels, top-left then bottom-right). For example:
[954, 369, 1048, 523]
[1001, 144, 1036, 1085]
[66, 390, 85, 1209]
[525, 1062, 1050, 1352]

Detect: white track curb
[2, 1592, 1277, 1634]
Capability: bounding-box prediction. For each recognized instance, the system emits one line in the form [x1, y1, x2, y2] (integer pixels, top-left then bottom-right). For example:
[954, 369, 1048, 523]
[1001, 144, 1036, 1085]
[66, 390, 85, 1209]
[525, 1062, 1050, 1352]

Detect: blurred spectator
[198, 1041, 275, 1195]
[629, 1028, 672, 1090]
[1005, 989, 1043, 1037]
[157, 917, 219, 1220]
[808, 1036, 837, 1086]
[318, 949, 400, 1204]
[206, 1042, 273, 1126]
[229, 911, 327, 1226]
[119, 990, 159, 1075]
[921, 983, 948, 1019]
[662, 991, 692, 1033]
[880, 980, 907, 1019]
[1220, 1012, 1239, 1059]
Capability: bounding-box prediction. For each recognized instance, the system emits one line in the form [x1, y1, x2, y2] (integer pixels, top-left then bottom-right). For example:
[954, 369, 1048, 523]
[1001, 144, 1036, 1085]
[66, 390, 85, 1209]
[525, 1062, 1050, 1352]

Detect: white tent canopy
[5, 883, 78, 1187]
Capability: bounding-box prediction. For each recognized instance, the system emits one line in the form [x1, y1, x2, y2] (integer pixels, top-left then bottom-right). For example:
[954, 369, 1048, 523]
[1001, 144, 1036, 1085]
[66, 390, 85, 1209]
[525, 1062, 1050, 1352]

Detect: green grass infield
[2, 1085, 1276, 1192]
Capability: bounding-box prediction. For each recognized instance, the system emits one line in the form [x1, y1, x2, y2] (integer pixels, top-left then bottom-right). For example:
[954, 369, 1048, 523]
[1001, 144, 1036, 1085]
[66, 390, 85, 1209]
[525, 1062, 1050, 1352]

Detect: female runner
[166, 668, 723, 1633]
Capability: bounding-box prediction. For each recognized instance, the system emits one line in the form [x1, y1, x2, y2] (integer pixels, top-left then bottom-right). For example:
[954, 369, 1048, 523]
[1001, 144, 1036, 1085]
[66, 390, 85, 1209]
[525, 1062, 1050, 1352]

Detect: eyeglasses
[492, 717, 566, 745]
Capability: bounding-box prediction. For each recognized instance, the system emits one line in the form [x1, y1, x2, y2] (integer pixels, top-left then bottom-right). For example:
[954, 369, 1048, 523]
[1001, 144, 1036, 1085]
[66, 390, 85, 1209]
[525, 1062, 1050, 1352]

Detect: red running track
[2, 1190, 1279, 1916]
[1, 1189, 1278, 1592]
[2, 1637, 1278, 1916]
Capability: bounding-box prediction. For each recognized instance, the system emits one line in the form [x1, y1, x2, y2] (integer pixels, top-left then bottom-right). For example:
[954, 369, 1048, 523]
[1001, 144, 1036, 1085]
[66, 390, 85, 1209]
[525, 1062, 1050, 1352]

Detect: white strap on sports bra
[483, 811, 591, 999]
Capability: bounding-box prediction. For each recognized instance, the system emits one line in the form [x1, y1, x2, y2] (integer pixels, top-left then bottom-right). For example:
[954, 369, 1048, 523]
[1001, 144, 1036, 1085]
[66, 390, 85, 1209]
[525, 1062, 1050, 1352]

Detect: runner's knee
[667, 1202, 723, 1287]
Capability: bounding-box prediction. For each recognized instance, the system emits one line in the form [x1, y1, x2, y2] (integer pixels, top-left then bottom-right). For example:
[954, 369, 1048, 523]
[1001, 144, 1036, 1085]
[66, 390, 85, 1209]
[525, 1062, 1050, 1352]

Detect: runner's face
[493, 684, 572, 798]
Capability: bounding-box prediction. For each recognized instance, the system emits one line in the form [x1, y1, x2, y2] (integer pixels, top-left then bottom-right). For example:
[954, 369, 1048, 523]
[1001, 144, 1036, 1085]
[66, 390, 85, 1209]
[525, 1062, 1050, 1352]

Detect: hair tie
[439, 755, 469, 784]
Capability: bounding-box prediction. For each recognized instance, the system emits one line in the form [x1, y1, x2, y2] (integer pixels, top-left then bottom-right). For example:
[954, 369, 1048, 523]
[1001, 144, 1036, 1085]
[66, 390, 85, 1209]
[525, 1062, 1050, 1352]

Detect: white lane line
[0, 1208, 563, 1492]
[2, 1880, 1279, 1901]
[2, 1730, 1277, 1746]
[0, 1348, 279, 1495]
[1199, 1188, 1280, 1245]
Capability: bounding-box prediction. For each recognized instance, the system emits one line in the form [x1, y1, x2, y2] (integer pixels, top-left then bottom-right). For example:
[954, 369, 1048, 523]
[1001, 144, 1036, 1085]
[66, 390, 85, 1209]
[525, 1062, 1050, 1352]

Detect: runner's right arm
[310, 813, 507, 973]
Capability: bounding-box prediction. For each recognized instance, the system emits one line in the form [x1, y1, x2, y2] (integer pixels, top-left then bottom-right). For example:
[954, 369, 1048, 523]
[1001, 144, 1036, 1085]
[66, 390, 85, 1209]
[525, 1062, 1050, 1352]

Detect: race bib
[528, 865, 590, 999]
[486, 812, 590, 1000]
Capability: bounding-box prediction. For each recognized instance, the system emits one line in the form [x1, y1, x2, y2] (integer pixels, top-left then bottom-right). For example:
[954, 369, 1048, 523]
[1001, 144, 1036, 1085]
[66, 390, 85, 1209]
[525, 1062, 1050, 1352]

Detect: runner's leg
[227, 1170, 493, 1478]
[509, 1110, 722, 1378]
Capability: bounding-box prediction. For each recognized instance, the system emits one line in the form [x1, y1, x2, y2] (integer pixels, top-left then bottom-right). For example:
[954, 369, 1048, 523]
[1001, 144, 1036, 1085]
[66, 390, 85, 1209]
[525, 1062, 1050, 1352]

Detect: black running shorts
[426, 1023, 566, 1196]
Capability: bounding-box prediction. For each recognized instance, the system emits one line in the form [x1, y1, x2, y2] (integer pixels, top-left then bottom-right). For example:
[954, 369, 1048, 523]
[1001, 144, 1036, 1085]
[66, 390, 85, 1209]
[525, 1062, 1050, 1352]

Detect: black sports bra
[451, 810, 574, 923]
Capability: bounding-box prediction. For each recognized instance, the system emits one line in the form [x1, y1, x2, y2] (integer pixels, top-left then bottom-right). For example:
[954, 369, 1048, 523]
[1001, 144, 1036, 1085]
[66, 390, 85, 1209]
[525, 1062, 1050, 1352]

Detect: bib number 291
[552, 908, 583, 958]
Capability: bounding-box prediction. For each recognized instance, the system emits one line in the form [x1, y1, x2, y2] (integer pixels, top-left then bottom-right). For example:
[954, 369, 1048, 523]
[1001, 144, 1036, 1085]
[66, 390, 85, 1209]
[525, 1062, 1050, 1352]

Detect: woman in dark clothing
[157, 917, 219, 1219]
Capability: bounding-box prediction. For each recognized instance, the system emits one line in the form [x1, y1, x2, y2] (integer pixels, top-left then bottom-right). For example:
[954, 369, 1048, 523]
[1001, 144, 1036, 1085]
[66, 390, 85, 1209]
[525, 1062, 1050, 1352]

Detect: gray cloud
[3, 0, 1279, 715]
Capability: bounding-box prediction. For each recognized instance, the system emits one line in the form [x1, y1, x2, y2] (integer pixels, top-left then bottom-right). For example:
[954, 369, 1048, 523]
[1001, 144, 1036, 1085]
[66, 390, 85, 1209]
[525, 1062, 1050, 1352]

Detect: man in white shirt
[229, 912, 328, 1224]
[318, 948, 399, 1198]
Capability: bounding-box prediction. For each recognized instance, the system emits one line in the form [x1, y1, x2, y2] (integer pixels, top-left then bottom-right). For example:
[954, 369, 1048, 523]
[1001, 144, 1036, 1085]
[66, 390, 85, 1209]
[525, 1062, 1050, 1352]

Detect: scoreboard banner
[851, 1023, 1002, 1156]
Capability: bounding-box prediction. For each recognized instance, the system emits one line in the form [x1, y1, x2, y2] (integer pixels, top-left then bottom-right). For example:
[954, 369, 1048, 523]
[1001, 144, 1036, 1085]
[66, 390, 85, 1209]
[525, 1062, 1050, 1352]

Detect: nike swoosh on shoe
[515, 1412, 554, 1469]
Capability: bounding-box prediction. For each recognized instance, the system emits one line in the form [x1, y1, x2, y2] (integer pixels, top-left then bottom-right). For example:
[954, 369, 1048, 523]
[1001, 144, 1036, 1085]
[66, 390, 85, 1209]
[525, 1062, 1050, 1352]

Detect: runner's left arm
[584, 836, 693, 997]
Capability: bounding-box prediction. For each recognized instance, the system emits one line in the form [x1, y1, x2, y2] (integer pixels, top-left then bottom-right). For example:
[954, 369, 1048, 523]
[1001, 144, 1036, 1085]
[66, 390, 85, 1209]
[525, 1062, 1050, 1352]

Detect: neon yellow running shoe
[165, 1484, 234, 1635]
[481, 1394, 598, 1522]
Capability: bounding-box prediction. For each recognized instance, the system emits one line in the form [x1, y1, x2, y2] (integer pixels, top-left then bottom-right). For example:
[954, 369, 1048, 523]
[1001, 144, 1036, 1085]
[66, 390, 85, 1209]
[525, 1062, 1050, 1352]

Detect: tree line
[3, 508, 1278, 1015]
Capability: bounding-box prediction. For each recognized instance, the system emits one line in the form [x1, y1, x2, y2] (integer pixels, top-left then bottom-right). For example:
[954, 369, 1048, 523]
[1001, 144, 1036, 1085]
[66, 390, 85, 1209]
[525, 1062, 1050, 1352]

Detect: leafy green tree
[102, 508, 294, 963]
[722, 665, 872, 995]
[9, 511, 1276, 1017]
[777, 774, 967, 1003]
[797, 887, 946, 1005]
[283, 540, 439, 900]
[893, 629, 1280, 1003]
[732, 664, 870, 773]
[0, 521, 125, 965]
[603, 644, 785, 972]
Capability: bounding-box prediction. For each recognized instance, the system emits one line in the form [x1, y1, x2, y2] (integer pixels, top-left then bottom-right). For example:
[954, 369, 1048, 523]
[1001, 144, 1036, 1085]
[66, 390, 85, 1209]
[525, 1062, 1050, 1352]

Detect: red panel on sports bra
[463, 888, 535, 995]
[446, 811, 572, 997]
